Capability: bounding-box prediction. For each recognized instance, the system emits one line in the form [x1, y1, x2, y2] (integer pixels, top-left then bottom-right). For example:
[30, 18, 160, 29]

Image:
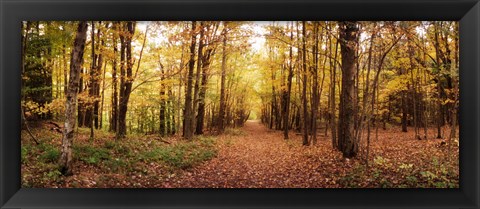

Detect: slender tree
[301, 21, 309, 146]
[117, 21, 136, 138]
[183, 21, 197, 139]
[196, 22, 220, 134]
[218, 22, 228, 133]
[59, 21, 88, 175]
[110, 22, 119, 133]
[283, 22, 294, 140]
[329, 25, 339, 148]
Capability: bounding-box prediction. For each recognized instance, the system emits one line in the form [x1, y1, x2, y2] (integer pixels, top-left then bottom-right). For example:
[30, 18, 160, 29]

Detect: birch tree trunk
[59, 21, 88, 175]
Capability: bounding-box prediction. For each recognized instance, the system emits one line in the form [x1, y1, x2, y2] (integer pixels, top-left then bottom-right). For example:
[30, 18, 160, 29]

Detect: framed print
[1, 0, 479, 208]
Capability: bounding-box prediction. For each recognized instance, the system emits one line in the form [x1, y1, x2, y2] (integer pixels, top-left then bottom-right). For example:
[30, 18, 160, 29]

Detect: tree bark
[329, 26, 339, 148]
[283, 22, 294, 140]
[196, 40, 215, 134]
[59, 21, 88, 175]
[301, 21, 309, 146]
[183, 21, 197, 139]
[62, 43, 68, 96]
[401, 89, 408, 132]
[110, 22, 119, 133]
[218, 23, 228, 133]
[117, 21, 135, 138]
[407, 32, 419, 139]
[337, 21, 359, 158]
[192, 21, 205, 134]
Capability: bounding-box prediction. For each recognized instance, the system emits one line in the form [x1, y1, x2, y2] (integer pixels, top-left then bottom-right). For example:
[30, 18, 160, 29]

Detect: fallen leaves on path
[167, 121, 458, 188]
[22, 120, 459, 188]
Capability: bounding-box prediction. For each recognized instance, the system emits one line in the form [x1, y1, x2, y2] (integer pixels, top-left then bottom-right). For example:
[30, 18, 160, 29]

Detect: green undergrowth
[21, 127, 218, 187]
[339, 156, 459, 188]
[137, 136, 217, 169]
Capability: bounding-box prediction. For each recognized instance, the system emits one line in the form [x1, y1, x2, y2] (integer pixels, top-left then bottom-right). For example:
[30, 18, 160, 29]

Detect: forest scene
[21, 21, 459, 188]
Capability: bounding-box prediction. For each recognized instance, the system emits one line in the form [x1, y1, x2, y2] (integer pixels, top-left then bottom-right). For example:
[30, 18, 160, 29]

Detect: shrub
[44, 169, 62, 182]
[73, 145, 111, 165]
[138, 137, 217, 169]
[39, 144, 60, 163]
[103, 141, 116, 149]
[114, 144, 131, 156]
[104, 158, 129, 172]
[21, 146, 30, 163]
[138, 148, 163, 162]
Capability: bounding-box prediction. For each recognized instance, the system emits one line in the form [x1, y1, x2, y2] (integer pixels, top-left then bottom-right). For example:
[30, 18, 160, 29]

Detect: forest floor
[21, 120, 459, 188]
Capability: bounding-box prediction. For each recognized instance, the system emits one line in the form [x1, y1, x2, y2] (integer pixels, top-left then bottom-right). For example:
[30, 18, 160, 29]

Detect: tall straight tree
[283, 21, 294, 140]
[88, 21, 97, 139]
[183, 21, 197, 139]
[310, 21, 321, 145]
[59, 21, 88, 175]
[192, 21, 205, 134]
[301, 21, 309, 146]
[110, 22, 119, 133]
[218, 22, 228, 133]
[117, 21, 135, 138]
[159, 60, 167, 136]
[86, 21, 104, 139]
[93, 22, 104, 129]
[196, 22, 220, 135]
[329, 24, 339, 148]
[337, 21, 359, 158]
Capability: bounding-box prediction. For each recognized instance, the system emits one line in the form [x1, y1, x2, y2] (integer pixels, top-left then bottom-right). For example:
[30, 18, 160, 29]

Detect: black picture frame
[1, 0, 479, 208]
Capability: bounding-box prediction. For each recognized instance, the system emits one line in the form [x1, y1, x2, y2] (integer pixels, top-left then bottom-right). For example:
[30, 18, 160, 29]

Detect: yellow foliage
[22, 98, 65, 116]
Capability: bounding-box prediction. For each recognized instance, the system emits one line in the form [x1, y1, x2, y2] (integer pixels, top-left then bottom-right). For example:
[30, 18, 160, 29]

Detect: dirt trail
[23, 120, 458, 188]
[168, 120, 346, 188]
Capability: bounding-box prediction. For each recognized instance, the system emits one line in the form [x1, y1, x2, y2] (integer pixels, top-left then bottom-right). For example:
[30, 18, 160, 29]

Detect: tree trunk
[330, 27, 339, 149]
[270, 45, 278, 130]
[62, 44, 68, 96]
[196, 46, 214, 134]
[77, 69, 85, 126]
[310, 22, 319, 145]
[448, 23, 459, 160]
[183, 21, 197, 139]
[117, 21, 136, 138]
[169, 90, 176, 135]
[94, 25, 104, 130]
[283, 22, 294, 140]
[160, 65, 167, 136]
[401, 90, 408, 132]
[192, 21, 205, 134]
[110, 23, 119, 133]
[337, 21, 359, 158]
[88, 21, 96, 140]
[59, 21, 88, 175]
[408, 33, 419, 139]
[301, 21, 309, 146]
[99, 61, 107, 129]
[218, 24, 228, 133]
